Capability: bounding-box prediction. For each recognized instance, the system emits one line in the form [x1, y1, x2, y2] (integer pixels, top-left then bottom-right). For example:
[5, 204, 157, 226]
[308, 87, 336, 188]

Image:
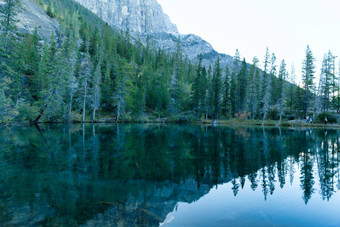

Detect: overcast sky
[158, 0, 340, 82]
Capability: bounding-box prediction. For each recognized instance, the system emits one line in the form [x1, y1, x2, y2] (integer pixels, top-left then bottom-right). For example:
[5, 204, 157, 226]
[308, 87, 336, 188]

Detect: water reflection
[0, 125, 340, 226]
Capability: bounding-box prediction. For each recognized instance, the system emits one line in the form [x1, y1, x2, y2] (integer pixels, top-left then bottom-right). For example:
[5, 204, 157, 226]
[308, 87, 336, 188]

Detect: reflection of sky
[162, 161, 340, 227]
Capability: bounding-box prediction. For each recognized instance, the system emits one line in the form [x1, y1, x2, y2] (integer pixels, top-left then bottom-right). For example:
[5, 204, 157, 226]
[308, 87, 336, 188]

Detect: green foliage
[46, 1, 54, 18]
[302, 45, 315, 117]
[1, 0, 338, 125]
[268, 108, 279, 120]
[16, 102, 40, 122]
[212, 58, 222, 118]
[316, 112, 337, 124]
[237, 58, 248, 111]
[0, 0, 21, 36]
[192, 54, 206, 117]
[222, 66, 231, 119]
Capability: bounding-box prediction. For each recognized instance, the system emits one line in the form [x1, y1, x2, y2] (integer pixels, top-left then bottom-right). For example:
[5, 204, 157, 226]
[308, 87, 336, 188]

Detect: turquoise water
[0, 124, 339, 226]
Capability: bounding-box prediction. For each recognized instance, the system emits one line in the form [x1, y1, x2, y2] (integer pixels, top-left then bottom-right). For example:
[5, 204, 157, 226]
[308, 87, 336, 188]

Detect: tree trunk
[278, 115, 282, 126]
[82, 82, 87, 122]
[68, 93, 73, 123]
[93, 108, 96, 122]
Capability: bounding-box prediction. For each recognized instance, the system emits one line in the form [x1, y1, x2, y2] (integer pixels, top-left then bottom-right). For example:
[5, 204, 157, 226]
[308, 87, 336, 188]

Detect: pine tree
[259, 48, 270, 119]
[262, 53, 276, 124]
[63, 34, 79, 122]
[113, 61, 133, 123]
[80, 51, 93, 122]
[46, 1, 54, 18]
[337, 61, 340, 113]
[212, 58, 222, 119]
[132, 69, 146, 118]
[294, 83, 304, 116]
[222, 66, 231, 118]
[237, 58, 248, 112]
[247, 57, 260, 119]
[0, 0, 21, 47]
[287, 65, 296, 112]
[168, 37, 183, 116]
[302, 45, 315, 118]
[319, 51, 335, 112]
[232, 49, 241, 113]
[92, 57, 101, 122]
[192, 54, 203, 117]
[205, 66, 213, 119]
[33, 33, 61, 123]
[278, 60, 287, 126]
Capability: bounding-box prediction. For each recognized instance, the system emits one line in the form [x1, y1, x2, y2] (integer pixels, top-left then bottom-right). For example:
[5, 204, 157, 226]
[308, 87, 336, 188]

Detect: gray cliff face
[144, 33, 234, 69]
[0, 0, 59, 41]
[74, 0, 234, 68]
[74, 0, 178, 35]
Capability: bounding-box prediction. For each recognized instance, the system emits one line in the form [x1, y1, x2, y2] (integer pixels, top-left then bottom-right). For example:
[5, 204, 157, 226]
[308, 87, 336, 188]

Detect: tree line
[0, 0, 339, 124]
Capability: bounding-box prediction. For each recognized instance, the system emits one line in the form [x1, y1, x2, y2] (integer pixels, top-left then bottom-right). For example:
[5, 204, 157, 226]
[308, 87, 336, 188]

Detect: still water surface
[1, 124, 340, 226]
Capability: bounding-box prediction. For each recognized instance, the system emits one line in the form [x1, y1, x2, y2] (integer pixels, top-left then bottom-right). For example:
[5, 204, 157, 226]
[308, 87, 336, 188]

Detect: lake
[1, 124, 340, 226]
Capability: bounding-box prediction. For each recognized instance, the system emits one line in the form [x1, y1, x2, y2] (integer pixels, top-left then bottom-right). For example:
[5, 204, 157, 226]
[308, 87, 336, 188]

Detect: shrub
[316, 112, 337, 124]
[268, 108, 279, 120]
[16, 102, 39, 123]
[235, 111, 250, 121]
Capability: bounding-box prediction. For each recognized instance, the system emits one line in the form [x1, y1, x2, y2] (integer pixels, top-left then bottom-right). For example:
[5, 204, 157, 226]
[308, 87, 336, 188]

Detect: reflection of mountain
[0, 125, 340, 226]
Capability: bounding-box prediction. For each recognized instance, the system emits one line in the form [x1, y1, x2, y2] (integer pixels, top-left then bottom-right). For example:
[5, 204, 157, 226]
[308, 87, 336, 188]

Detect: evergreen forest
[1, 0, 339, 125]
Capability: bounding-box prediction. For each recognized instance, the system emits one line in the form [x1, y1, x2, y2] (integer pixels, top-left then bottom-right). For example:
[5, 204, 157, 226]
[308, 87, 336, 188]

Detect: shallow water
[0, 124, 339, 226]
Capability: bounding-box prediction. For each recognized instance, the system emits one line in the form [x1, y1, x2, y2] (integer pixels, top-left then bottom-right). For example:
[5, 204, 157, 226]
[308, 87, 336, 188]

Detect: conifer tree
[294, 83, 304, 116]
[319, 51, 335, 112]
[222, 66, 231, 118]
[262, 53, 276, 124]
[247, 57, 260, 119]
[92, 57, 101, 122]
[33, 33, 61, 123]
[132, 69, 146, 118]
[212, 58, 222, 118]
[0, 0, 21, 47]
[80, 50, 93, 122]
[259, 48, 270, 119]
[302, 45, 315, 118]
[192, 54, 203, 117]
[113, 61, 133, 122]
[168, 37, 183, 116]
[46, 1, 54, 18]
[287, 65, 296, 112]
[278, 60, 287, 126]
[232, 49, 241, 113]
[237, 58, 248, 112]
[205, 66, 213, 119]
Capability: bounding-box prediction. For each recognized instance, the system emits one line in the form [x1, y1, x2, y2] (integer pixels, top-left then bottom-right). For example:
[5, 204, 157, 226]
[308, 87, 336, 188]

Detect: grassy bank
[2, 117, 340, 129]
[198, 119, 340, 129]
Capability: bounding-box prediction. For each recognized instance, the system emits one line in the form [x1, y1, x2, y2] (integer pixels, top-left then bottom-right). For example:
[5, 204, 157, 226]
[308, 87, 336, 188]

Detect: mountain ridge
[73, 0, 234, 69]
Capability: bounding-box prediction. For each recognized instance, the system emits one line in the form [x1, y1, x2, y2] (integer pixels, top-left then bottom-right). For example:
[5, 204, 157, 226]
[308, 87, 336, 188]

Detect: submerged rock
[212, 120, 220, 126]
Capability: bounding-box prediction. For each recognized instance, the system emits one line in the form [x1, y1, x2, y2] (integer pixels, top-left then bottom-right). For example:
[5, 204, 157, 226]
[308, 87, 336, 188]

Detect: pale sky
[158, 0, 340, 83]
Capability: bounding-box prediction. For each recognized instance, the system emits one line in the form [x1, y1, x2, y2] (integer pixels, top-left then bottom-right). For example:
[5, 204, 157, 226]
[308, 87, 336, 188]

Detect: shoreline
[1, 119, 340, 129]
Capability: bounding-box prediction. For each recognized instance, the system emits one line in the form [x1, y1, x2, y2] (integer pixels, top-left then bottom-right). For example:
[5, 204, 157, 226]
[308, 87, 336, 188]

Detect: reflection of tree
[1, 125, 340, 225]
[231, 178, 239, 196]
[261, 167, 269, 201]
[248, 172, 258, 191]
[337, 137, 340, 190]
[316, 130, 336, 201]
[299, 131, 315, 204]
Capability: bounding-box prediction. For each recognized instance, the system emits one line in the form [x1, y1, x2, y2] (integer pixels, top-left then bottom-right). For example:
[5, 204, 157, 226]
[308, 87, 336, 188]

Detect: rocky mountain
[74, 0, 234, 69]
[0, 0, 59, 40]
[74, 0, 178, 35]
